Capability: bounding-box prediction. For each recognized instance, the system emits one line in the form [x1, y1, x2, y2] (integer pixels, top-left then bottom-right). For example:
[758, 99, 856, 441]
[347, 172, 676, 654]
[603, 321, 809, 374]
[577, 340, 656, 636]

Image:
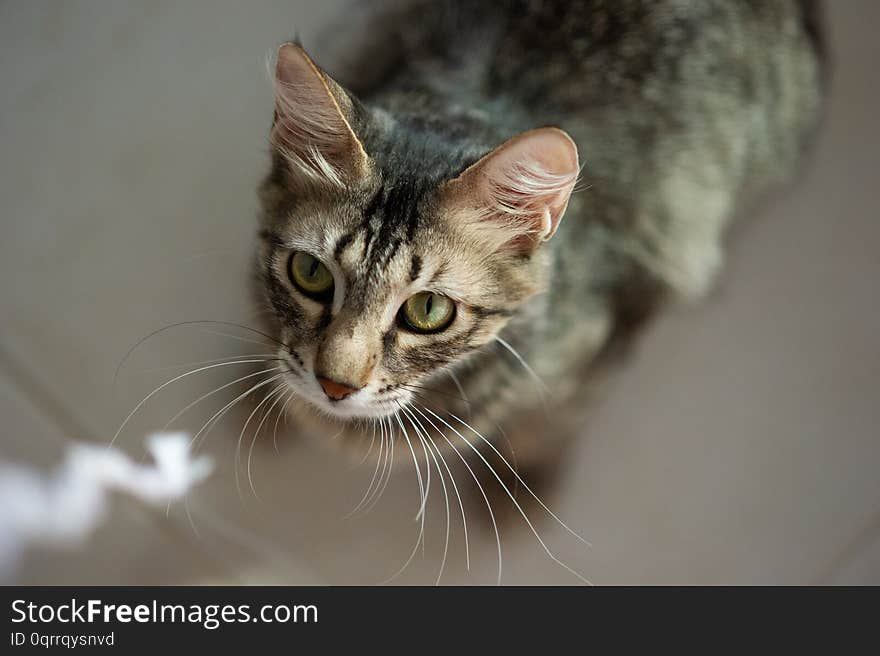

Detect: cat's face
[257, 44, 578, 421]
[260, 181, 539, 419]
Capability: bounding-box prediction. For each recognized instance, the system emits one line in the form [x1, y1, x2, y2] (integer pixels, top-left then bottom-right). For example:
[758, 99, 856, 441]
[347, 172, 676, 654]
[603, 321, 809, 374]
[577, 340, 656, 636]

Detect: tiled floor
[1, 1, 878, 585]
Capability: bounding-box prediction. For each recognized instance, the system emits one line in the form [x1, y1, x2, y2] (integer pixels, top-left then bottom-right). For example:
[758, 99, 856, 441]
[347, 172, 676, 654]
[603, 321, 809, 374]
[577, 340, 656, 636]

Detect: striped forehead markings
[358, 179, 424, 270]
[333, 231, 356, 261]
[409, 254, 423, 282]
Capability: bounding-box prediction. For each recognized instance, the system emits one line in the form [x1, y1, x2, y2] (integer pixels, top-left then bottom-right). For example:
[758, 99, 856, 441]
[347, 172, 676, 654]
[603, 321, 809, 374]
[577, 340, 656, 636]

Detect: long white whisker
[413, 417, 433, 558]
[197, 328, 278, 348]
[247, 383, 289, 500]
[235, 383, 285, 500]
[495, 336, 549, 394]
[272, 390, 295, 454]
[111, 359, 277, 447]
[162, 367, 282, 430]
[396, 412, 427, 523]
[190, 374, 284, 451]
[422, 405, 591, 585]
[380, 412, 427, 585]
[408, 407, 471, 573]
[137, 353, 279, 375]
[412, 413, 433, 559]
[354, 418, 379, 468]
[346, 417, 386, 517]
[430, 434, 471, 573]
[447, 369, 472, 416]
[413, 405, 498, 584]
[365, 416, 396, 513]
[360, 417, 393, 515]
[447, 410, 590, 547]
[404, 407, 450, 585]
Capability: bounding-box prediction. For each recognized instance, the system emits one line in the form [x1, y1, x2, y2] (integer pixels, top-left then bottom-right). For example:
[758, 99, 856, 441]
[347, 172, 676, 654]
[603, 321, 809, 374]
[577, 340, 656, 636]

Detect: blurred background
[0, 1, 878, 585]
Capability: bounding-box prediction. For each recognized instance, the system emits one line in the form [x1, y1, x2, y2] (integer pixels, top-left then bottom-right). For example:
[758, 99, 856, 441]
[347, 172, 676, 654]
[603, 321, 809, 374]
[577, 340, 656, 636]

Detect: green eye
[288, 251, 334, 300]
[400, 292, 456, 333]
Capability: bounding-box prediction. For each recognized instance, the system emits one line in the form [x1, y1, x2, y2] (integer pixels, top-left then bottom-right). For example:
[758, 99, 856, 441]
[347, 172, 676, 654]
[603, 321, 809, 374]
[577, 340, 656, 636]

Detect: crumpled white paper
[0, 432, 212, 579]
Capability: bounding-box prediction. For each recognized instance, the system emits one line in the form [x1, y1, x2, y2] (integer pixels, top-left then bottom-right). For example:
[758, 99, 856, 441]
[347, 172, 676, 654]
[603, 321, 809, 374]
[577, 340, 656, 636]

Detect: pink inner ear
[477, 128, 579, 246]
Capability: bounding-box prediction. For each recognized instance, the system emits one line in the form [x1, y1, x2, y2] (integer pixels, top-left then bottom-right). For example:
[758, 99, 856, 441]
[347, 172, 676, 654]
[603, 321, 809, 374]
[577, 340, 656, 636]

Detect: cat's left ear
[441, 127, 579, 253]
[271, 43, 369, 186]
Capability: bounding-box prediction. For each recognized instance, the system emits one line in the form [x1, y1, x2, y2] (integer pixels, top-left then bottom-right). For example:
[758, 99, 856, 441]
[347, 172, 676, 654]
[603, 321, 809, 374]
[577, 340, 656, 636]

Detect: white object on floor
[0, 432, 212, 579]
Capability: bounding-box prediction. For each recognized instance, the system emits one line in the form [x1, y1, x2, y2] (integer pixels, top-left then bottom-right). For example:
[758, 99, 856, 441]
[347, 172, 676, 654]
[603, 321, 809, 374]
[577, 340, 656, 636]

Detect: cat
[255, 0, 825, 478]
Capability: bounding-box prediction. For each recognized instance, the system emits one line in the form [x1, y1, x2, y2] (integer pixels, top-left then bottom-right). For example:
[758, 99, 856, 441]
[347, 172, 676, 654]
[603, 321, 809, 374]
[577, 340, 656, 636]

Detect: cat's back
[484, 0, 822, 114]
[334, 1, 822, 109]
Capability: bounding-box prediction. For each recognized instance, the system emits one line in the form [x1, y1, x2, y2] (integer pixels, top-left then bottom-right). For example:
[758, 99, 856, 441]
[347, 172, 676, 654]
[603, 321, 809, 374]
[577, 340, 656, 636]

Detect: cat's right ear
[440, 127, 579, 254]
[270, 43, 369, 187]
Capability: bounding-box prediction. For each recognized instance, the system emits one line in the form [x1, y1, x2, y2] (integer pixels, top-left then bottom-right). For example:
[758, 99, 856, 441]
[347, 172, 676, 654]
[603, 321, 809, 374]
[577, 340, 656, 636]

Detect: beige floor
[1, 1, 878, 585]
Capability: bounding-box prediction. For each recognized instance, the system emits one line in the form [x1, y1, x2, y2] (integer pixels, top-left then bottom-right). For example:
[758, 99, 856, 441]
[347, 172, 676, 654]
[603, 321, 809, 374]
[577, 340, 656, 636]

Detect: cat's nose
[317, 376, 359, 401]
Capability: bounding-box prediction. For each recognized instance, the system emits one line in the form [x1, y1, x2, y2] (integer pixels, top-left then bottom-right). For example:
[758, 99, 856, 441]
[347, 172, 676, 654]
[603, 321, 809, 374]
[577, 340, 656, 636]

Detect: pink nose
[317, 376, 358, 401]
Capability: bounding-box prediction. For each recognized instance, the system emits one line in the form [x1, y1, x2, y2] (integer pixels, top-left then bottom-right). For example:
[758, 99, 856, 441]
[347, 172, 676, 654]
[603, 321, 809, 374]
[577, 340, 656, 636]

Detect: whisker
[494, 336, 549, 395]
[361, 417, 391, 514]
[412, 404, 499, 584]
[247, 383, 290, 500]
[398, 382, 470, 405]
[190, 373, 285, 451]
[403, 384, 519, 504]
[136, 352, 279, 375]
[114, 319, 287, 386]
[492, 422, 521, 501]
[421, 404, 591, 585]
[363, 416, 396, 514]
[404, 407, 451, 585]
[446, 410, 590, 547]
[380, 411, 428, 585]
[196, 328, 282, 349]
[161, 366, 282, 430]
[396, 412, 428, 522]
[111, 358, 282, 447]
[447, 369, 472, 417]
[346, 418, 386, 518]
[412, 410, 471, 573]
[272, 390, 296, 453]
[235, 383, 286, 501]
[354, 418, 379, 468]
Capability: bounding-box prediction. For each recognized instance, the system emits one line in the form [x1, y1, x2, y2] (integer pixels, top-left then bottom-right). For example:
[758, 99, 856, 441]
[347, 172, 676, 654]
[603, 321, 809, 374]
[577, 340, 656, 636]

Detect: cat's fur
[257, 0, 824, 470]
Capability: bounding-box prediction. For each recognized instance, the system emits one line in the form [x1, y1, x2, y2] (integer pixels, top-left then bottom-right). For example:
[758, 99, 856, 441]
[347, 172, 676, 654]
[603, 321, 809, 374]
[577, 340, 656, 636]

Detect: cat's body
[257, 0, 824, 471]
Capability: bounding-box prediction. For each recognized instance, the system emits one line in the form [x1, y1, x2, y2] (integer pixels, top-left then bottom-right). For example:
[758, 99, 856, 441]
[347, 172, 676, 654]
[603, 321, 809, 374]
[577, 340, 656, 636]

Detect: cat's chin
[312, 399, 406, 420]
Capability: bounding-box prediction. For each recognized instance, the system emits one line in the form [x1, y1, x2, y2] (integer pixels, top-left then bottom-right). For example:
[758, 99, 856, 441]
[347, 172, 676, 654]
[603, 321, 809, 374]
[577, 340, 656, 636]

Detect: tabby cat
[255, 0, 824, 475]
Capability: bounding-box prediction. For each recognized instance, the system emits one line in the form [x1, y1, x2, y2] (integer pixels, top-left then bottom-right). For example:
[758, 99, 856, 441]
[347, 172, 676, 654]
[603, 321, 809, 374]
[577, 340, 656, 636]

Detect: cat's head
[257, 44, 578, 420]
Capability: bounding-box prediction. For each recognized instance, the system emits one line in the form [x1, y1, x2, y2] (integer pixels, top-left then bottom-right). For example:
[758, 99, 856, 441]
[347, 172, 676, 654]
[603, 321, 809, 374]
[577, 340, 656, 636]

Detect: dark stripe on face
[409, 254, 422, 282]
[362, 179, 423, 272]
[379, 237, 403, 272]
[397, 339, 466, 374]
[316, 304, 333, 333]
[391, 318, 488, 375]
[360, 185, 385, 259]
[333, 231, 355, 261]
[264, 265, 305, 329]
